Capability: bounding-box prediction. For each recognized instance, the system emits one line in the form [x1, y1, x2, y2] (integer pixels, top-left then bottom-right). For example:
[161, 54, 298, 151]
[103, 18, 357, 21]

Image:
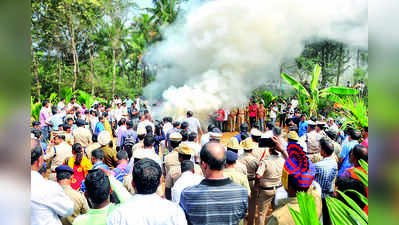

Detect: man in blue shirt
[298, 115, 308, 137]
[234, 123, 250, 144]
[338, 129, 361, 177]
[124, 96, 133, 120]
[95, 116, 105, 135]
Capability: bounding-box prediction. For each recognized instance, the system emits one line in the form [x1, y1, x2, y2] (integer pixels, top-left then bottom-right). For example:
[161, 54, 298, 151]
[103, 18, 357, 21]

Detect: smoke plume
[143, 0, 367, 124]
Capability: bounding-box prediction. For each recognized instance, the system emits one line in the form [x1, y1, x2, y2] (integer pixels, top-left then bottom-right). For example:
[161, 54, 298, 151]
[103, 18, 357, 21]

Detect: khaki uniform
[238, 108, 246, 127]
[252, 146, 268, 162]
[132, 141, 144, 154]
[229, 108, 238, 132]
[301, 131, 322, 163]
[65, 133, 75, 146]
[165, 164, 203, 188]
[84, 143, 101, 161]
[255, 155, 285, 225]
[164, 149, 179, 175]
[60, 185, 89, 225]
[332, 141, 342, 163]
[73, 127, 92, 147]
[239, 151, 259, 225]
[45, 142, 73, 181]
[224, 167, 251, 195]
[267, 186, 322, 225]
[235, 161, 248, 176]
[101, 146, 117, 170]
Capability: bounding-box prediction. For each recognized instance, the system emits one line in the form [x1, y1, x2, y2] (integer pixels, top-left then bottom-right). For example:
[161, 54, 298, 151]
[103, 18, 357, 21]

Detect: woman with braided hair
[65, 143, 93, 190]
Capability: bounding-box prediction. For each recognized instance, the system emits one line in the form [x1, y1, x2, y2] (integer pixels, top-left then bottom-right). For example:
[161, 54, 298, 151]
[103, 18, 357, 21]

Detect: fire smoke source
[144, 0, 368, 124]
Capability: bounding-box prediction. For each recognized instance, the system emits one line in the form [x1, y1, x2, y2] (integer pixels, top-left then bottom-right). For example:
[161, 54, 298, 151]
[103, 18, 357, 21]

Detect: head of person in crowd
[362, 126, 368, 139]
[145, 125, 153, 135]
[325, 128, 338, 142]
[187, 111, 194, 118]
[180, 129, 189, 142]
[116, 150, 129, 166]
[70, 97, 76, 104]
[76, 119, 86, 128]
[225, 150, 238, 167]
[316, 122, 326, 133]
[162, 117, 169, 124]
[137, 127, 147, 141]
[327, 118, 334, 127]
[181, 160, 194, 174]
[91, 149, 105, 165]
[241, 138, 255, 152]
[319, 137, 334, 158]
[139, 114, 145, 122]
[349, 144, 368, 166]
[266, 121, 274, 131]
[75, 111, 82, 120]
[334, 176, 367, 210]
[63, 124, 71, 133]
[32, 121, 41, 129]
[209, 128, 222, 143]
[132, 158, 162, 194]
[54, 133, 66, 145]
[200, 142, 226, 178]
[126, 120, 134, 130]
[66, 117, 74, 127]
[38, 165, 47, 177]
[170, 132, 182, 149]
[310, 116, 317, 122]
[154, 123, 163, 136]
[178, 143, 193, 162]
[102, 112, 109, 120]
[31, 144, 44, 171]
[72, 143, 84, 166]
[289, 125, 299, 133]
[104, 104, 111, 112]
[173, 121, 181, 129]
[250, 129, 261, 143]
[226, 137, 240, 154]
[207, 124, 216, 133]
[98, 116, 105, 125]
[57, 124, 64, 131]
[51, 105, 58, 115]
[43, 100, 49, 108]
[143, 134, 155, 149]
[287, 131, 299, 143]
[239, 123, 249, 133]
[85, 169, 111, 209]
[308, 120, 316, 132]
[60, 98, 66, 103]
[300, 114, 306, 122]
[31, 129, 42, 140]
[348, 129, 361, 141]
[92, 133, 98, 143]
[55, 165, 74, 186]
[241, 133, 249, 142]
[188, 132, 198, 143]
[98, 131, 111, 146]
[180, 121, 189, 131]
[273, 126, 282, 137]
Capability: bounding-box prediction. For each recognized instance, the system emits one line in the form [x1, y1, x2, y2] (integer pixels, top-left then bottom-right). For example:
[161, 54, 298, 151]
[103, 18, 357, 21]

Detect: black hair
[180, 130, 189, 142]
[181, 160, 194, 173]
[144, 110, 149, 114]
[31, 145, 43, 165]
[32, 121, 41, 127]
[187, 111, 193, 117]
[173, 121, 180, 128]
[56, 171, 72, 181]
[63, 124, 71, 131]
[200, 143, 226, 171]
[349, 129, 361, 140]
[336, 177, 367, 209]
[60, 98, 65, 101]
[85, 169, 111, 205]
[325, 130, 337, 141]
[363, 127, 368, 132]
[126, 120, 133, 129]
[144, 134, 155, 147]
[70, 97, 76, 101]
[241, 133, 249, 141]
[31, 129, 42, 139]
[308, 124, 316, 130]
[320, 137, 334, 156]
[188, 132, 197, 142]
[75, 111, 81, 117]
[98, 116, 104, 122]
[43, 100, 49, 106]
[310, 116, 317, 122]
[167, 117, 173, 123]
[133, 158, 162, 194]
[162, 117, 168, 123]
[288, 174, 310, 192]
[252, 124, 260, 130]
[240, 123, 248, 132]
[227, 148, 239, 154]
[178, 153, 192, 161]
[51, 105, 57, 115]
[252, 135, 260, 143]
[181, 121, 189, 130]
[154, 124, 162, 136]
[66, 117, 74, 123]
[38, 165, 47, 175]
[266, 121, 274, 130]
[289, 126, 299, 133]
[207, 124, 216, 132]
[116, 150, 129, 160]
[72, 143, 83, 165]
[103, 112, 109, 118]
[84, 110, 89, 114]
[170, 140, 181, 149]
[92, 134, 98, 143]
[145, 125, 153, 135]
[351, 144, 368, 162]
[273, 127, 282, 136]
[57, 134, 66, 140]
[91, 149, 104, 160]
[138, 134, 146, 141]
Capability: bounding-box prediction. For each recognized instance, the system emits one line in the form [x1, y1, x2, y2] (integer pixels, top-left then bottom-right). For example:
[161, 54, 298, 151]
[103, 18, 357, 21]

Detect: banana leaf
[320, 87, 359, 95]
[336, 190, 368, 223]
[326, 196, 367, 225]
[31, 96, 42, 121]
[49, 93, 58, 105]
[310, 64, 321, 92]
[344, 190, 368, 206]
[288, 192, 321, 225]
[281, 72, 310, 97]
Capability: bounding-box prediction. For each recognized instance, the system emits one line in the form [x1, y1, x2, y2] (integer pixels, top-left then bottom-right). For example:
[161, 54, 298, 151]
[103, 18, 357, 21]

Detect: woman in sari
[66, 143, 92, 190]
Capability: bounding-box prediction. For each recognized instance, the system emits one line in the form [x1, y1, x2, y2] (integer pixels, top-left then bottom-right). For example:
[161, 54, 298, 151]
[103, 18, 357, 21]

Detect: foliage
[60, 87, 75, 104]
[261, 91, 277, 107]
[49, 93, 58, 105]
[77, 90, 96, 108]
[289, 192, 321, 225]
[31, 96, 42, 121]
[337, 96, 368, 130]
[282, 64, 358, 117]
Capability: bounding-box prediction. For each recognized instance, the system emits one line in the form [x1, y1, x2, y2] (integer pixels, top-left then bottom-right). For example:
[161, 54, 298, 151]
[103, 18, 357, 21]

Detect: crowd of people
[31, 95, 368, 225]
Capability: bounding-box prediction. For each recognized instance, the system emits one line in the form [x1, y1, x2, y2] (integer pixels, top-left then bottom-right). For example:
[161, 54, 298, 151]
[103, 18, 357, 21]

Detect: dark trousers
[280, 113, 286, 127]
[216, 120, 223, 131]
[322, 198, 332, 225]
[249, 116, 256, 128]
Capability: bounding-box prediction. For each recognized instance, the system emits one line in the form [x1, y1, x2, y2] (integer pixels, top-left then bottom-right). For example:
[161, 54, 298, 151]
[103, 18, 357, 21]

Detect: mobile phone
[258, 138, 275, 148]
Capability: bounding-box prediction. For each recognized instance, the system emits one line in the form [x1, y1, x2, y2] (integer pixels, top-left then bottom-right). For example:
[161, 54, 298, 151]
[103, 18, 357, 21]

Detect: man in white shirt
[107, 158, 187, 225]
[291, 96, 298, 109]
[112, 103, 123, 124]
[172, 160, 204, 203]
[131, 135, 162, 167]
[186, 132, 201, 163]
[31, 144, 74, 225]
[182, 111, 203, 135]
[269, 101, 278, 126]
[137, 115, 155, 132]
[200, 124, 216, 147]
[163, 117, 173, 135]
[57, 98, 66, 112]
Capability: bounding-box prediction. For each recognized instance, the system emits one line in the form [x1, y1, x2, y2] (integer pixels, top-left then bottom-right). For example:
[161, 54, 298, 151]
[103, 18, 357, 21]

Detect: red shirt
[216, 109, 225, 121]
[249, 105, 257, 117]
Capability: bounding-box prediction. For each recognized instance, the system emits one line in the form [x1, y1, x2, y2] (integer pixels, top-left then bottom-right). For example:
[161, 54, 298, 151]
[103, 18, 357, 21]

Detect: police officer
[300, 120, 322, 163]
[226, 137, 247, 175]
[163, 132, 182, 175]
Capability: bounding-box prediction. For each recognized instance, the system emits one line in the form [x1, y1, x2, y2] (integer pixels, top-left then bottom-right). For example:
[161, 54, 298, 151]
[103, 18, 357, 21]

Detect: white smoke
[143, 0, 368, 124]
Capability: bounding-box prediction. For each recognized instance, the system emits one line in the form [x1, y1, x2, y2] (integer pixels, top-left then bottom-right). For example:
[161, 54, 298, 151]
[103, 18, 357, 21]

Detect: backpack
[124, 134, 136, 147]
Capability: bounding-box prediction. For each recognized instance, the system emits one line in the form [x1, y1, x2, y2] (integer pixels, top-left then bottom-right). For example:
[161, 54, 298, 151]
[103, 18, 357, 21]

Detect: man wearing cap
[235, 123, 250, 144]
[55, 165, 89, 225]
[255, 146, 284, 225]
[239, 138, 260, 225]
[45, 133, 73, 181]
[224, 151, 251, 196]
[164, 132, 182, 175]
[73, 119, 92, 148]
[209, 127, 223, 143]
[98, 131, 118, 170]
[250, 129, 267, 162]
[316, 121, 328, 137]
[165, 143, 203, 200]
[300, 120, 323, 163]
[167, 121, 181, 150]
[325, 128, 342, 163]
[266, 142, 322, 225]
[226, 137, 247, 175]
[130, 126, 146, 153]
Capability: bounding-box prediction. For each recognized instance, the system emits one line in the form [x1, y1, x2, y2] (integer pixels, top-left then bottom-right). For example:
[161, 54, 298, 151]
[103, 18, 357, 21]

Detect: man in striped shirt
[180, 142, 248, 225]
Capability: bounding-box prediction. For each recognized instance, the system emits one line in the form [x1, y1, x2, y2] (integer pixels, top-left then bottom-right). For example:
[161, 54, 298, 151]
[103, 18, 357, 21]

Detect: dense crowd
[31, 95, 368, 225]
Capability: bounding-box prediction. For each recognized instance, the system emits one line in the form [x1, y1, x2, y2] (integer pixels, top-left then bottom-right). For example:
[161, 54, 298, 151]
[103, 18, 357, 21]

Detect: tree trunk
[89, 49, 95, 95]
[66, 4, 79, 92]
[336, 44, 343, 86]
[58, 56, 62, 96]
[31, 36, 41, 102]
[112, 48, 116, 96]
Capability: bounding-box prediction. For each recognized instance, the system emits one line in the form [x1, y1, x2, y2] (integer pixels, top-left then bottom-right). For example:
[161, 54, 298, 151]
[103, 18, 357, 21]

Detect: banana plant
[31, 96, 42, 121]
[60, 87, 75, 104]
[281, 64, 358, 116]
[77, 90, 97, 108]
[337, 96, 368, 131]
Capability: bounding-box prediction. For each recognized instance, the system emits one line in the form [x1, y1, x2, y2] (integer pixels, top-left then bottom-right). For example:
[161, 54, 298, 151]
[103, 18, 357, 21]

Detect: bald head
[200, 142, 226, 171]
